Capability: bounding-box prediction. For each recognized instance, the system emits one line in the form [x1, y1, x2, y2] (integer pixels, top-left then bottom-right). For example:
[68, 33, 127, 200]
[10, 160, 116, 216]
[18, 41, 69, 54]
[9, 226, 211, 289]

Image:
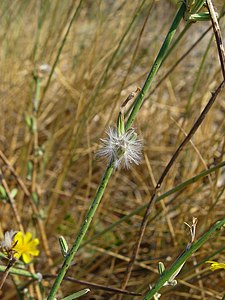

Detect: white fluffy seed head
[97, 127, 142, 169]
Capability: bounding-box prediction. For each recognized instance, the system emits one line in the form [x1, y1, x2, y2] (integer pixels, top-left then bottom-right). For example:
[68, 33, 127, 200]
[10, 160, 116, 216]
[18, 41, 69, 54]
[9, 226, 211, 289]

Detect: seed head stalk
[47, 3, 187, 299]
[47, 163, 114, 299]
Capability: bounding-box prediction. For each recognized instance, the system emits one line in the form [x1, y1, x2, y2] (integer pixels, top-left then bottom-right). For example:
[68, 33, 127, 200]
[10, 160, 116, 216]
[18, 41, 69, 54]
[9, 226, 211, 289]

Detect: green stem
[162, 22, 191, 65]
[125, 21, 192, 119]
[47, 162, 114, 299]
[143, 217, 225, 300]
[125, 2, 186, 130]
[192, 0, 207, 14]
[34, 77, 41, 113]
[0, 265, 41, 280]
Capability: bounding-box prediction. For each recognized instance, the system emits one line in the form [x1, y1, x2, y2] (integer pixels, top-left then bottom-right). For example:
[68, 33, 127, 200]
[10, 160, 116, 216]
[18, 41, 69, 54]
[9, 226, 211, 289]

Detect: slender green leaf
[62, 289, 90, 300]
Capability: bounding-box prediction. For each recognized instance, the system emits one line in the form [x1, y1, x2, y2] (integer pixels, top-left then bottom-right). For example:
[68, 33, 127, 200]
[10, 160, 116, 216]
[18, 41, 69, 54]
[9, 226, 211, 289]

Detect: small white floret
[1, 230, 17, 251]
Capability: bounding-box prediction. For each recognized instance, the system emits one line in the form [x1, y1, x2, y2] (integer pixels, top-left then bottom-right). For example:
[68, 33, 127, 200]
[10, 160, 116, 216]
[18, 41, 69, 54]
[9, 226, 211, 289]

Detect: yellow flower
[206, 261, 225, 271]
[13, 231, 40, 264]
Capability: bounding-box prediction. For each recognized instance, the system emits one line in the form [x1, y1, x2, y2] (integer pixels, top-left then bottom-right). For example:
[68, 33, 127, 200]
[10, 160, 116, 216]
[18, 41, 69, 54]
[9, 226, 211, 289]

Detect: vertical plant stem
[125, 2, 186, 130]
[143, 217, 225, 300]
[47, 162, 114, 300]
[118, 3, 187, 295]
[125, 21, 192, 118]
[30, 74, 55, 270]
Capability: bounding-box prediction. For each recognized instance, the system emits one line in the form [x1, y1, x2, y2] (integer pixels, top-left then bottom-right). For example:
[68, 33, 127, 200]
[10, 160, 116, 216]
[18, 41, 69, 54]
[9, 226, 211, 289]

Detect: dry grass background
[0, 0, 224, 299]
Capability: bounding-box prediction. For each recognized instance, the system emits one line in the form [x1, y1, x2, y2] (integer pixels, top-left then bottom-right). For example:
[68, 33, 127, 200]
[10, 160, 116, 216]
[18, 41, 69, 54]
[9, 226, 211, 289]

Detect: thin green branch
[47, 162, 114, 299]
[0, 265, 41, 280]
[125, 2, 186, 130]
[143, 217, 225, 299]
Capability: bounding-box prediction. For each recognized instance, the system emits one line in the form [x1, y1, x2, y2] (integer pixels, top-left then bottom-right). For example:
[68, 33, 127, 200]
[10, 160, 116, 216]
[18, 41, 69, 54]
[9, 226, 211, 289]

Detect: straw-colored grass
[0, 1, 224, 299]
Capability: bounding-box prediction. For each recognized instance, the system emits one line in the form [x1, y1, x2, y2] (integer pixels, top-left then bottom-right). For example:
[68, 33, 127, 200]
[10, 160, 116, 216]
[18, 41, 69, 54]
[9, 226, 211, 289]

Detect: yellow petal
[22, 252, 31, 264]
[14, 232, 23, 245]
[29, 238, 39, 247]
[206, 261, 225, 271]
[24, 232, 32, 243]
[14, 252, 21, 260]
[29, 249, 40, 256]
